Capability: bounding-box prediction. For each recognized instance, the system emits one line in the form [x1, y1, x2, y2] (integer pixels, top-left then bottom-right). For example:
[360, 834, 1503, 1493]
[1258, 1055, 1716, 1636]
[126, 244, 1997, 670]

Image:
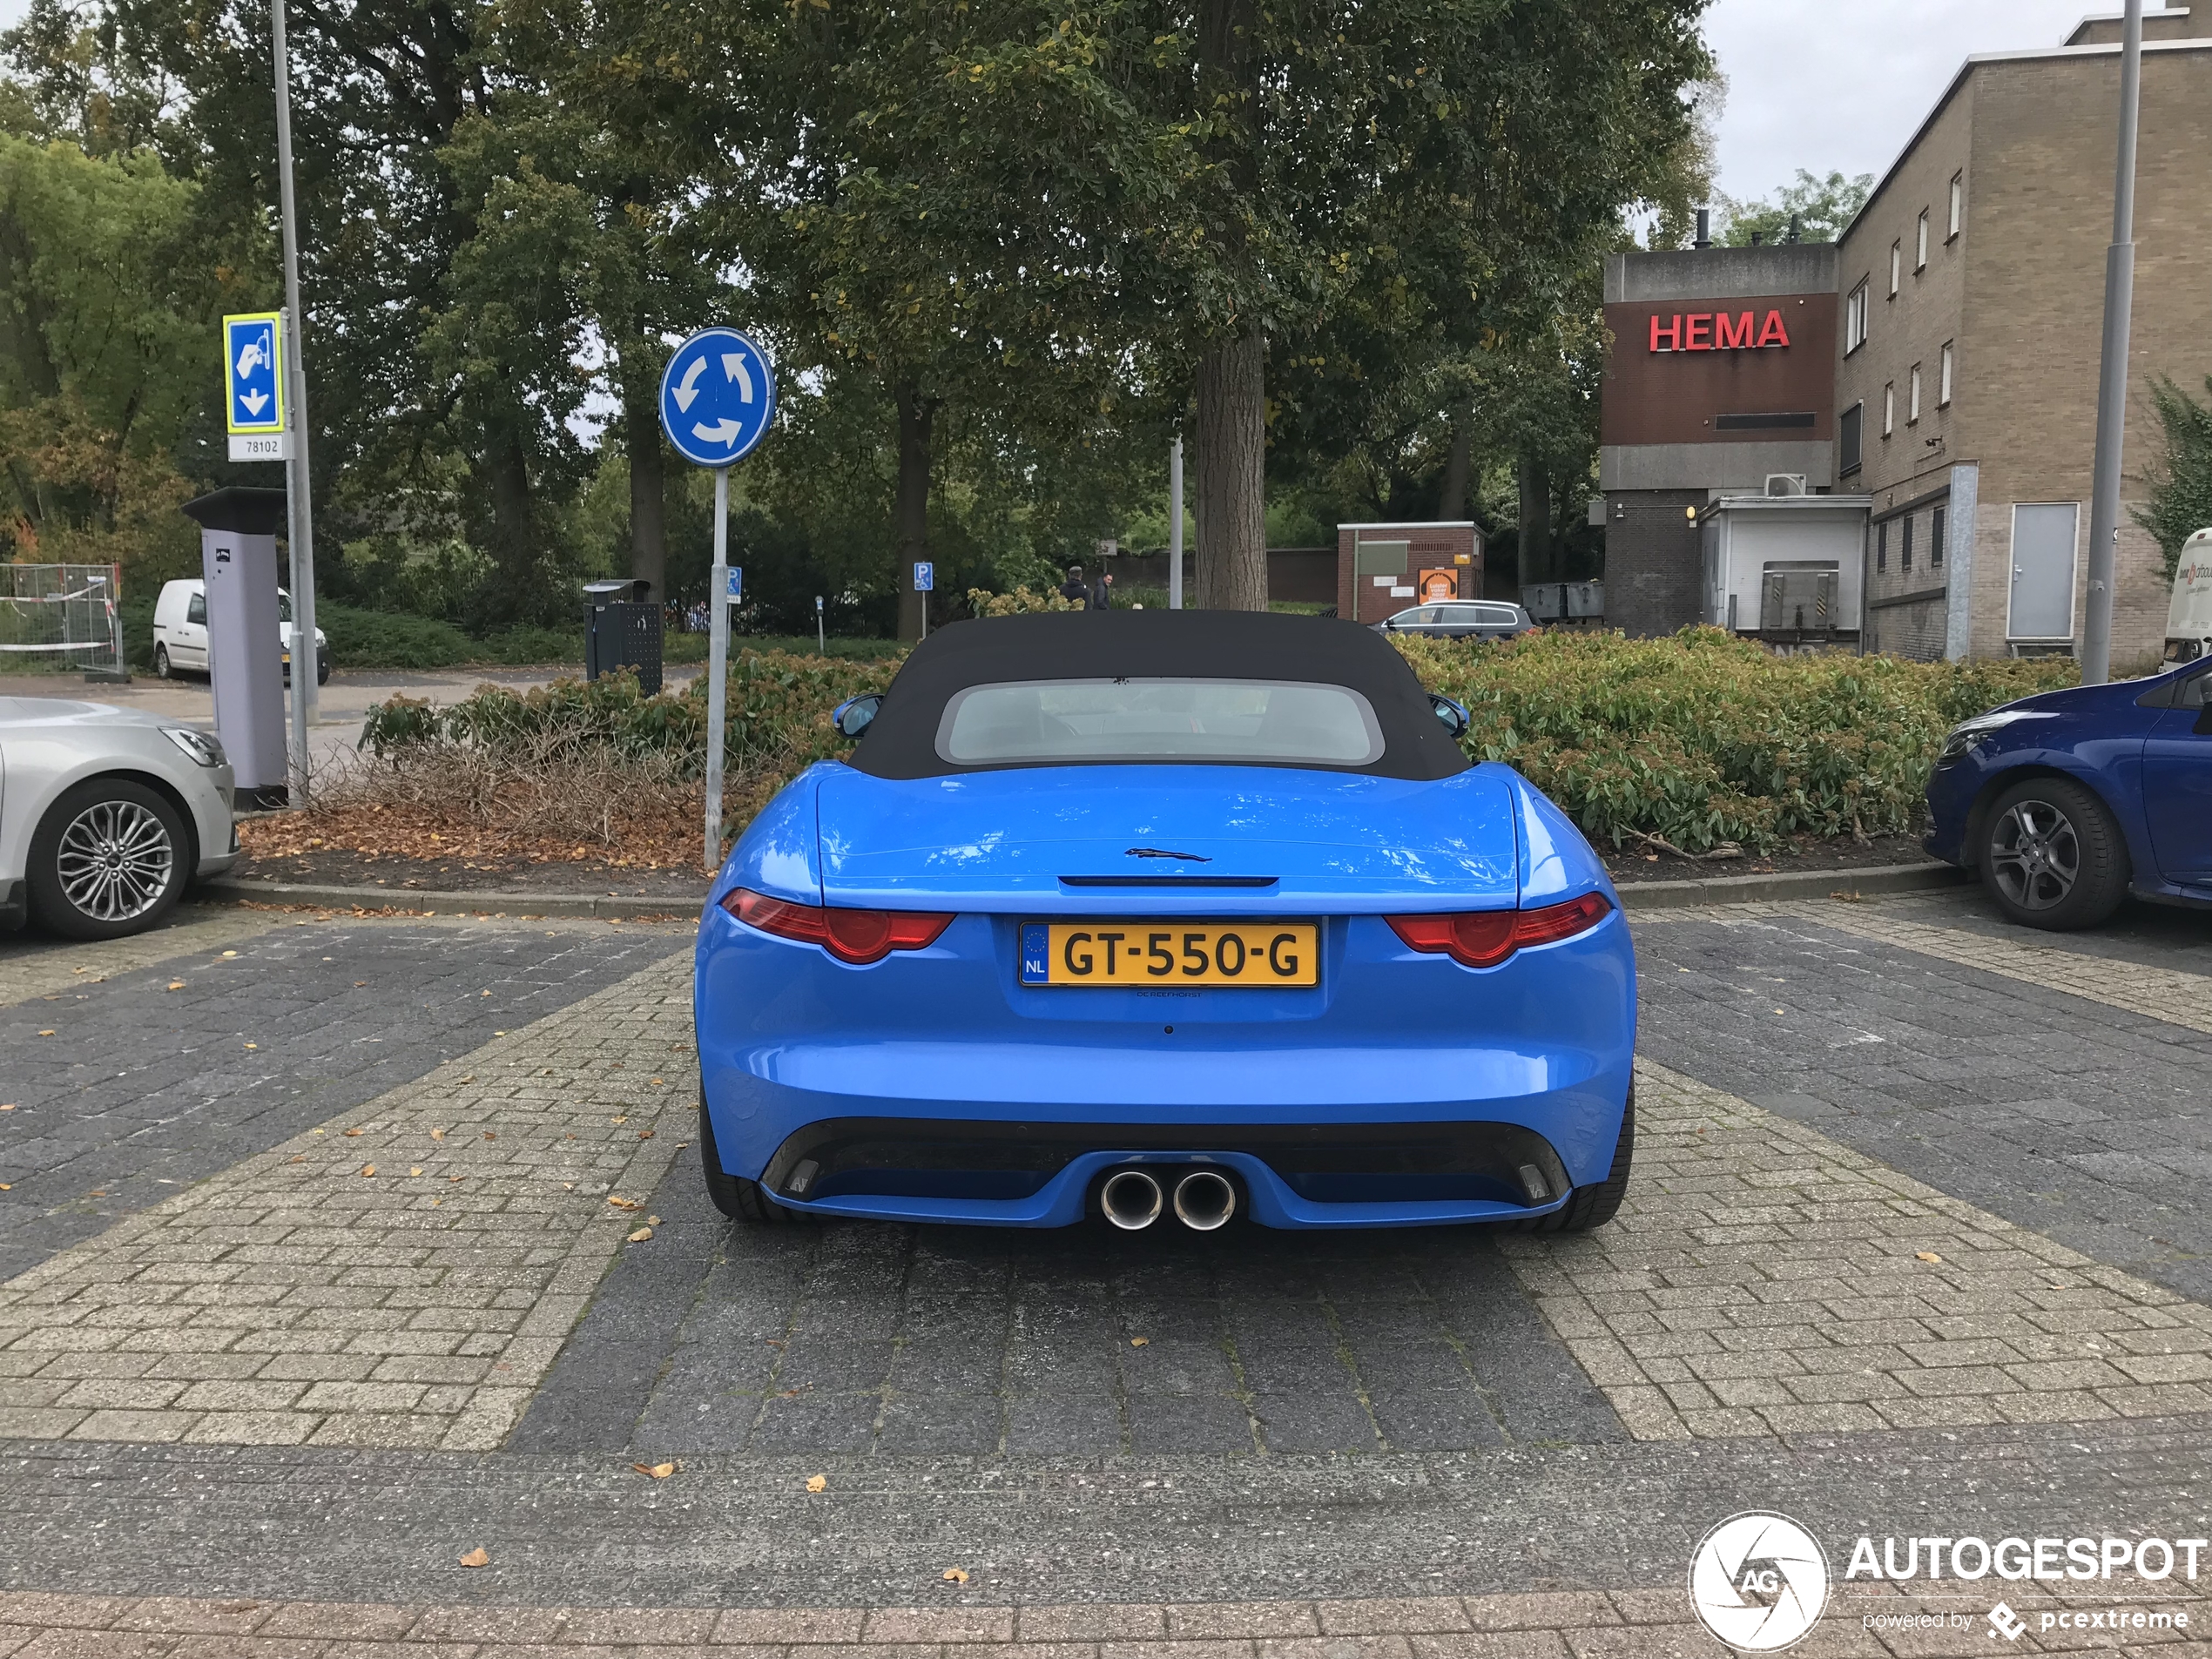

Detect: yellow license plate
[1021, 921, 1318, 987]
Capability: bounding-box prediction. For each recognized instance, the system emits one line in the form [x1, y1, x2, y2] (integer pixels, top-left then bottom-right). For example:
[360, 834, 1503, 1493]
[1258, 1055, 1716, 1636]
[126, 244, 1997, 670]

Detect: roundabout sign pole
[659, 327, 778, 873]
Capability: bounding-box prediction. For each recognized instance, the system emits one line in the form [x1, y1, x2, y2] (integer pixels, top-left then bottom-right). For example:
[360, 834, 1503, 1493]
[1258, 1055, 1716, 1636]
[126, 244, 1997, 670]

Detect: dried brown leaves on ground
[240, 745, 785, 873]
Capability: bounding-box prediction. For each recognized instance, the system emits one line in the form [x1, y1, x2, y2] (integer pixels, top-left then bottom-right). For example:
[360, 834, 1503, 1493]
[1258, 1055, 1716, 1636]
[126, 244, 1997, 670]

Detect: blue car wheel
[1979, 776, 2130, 932]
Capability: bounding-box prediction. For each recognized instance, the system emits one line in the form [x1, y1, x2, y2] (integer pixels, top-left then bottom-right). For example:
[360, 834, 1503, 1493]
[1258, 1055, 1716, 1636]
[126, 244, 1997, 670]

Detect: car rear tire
[27, 778, 190, 941]
[1516, 1089, 1633, 1234]
[1978, 776, 2129, 931]
[152, 644, 173, 679]
[698, 1095, 813, 1224]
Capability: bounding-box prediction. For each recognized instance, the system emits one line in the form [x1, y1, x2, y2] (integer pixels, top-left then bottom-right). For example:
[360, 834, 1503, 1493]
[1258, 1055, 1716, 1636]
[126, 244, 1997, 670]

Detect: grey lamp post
[2081, 0, 2142, 685]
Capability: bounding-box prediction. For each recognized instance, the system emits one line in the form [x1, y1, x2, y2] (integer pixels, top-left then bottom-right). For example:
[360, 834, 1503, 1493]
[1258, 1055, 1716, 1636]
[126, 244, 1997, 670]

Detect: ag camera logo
[1689, 1512, 1831, 1650]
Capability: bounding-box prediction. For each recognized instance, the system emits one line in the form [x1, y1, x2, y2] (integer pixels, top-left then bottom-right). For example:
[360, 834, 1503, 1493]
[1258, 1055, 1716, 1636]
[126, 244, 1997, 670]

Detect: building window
[1916, 210, 1929, 270]
[1877, 521, 1888, 572]
[1948, 172, 1964, 239]
[1939, 341, 1953, 407]
[1902, 514, 1915, 572]
[1889, 241, 1901, 297]
[1840, 402, 1863, 477]
[1932, 504, 1946, 568]
[1844, 280, 1869, 354]
[1909, 363, 1922, 423]
[1883, 383, 1895, 436]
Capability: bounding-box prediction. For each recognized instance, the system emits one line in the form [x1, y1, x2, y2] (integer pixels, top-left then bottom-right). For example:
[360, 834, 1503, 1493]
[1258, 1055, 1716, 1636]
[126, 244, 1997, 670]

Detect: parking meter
[180, 486, 290, 806]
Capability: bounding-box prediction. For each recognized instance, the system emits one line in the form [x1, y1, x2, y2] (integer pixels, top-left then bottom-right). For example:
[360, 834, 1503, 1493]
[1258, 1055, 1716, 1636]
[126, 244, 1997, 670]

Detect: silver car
[0, 698, 241, 940]
[1373, 600, 1536, 641]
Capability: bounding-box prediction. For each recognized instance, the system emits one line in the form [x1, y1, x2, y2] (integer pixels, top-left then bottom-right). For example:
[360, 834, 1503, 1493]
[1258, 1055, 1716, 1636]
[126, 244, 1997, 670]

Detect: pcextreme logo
[1688, 1512, 1831, 1651]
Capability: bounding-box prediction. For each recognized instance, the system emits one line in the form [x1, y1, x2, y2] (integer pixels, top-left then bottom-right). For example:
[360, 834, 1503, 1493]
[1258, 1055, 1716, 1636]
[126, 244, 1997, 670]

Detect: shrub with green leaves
[1397, 628, 2077, 851]
[360, 650, 898, 779]
[358, 628, 2076, 853]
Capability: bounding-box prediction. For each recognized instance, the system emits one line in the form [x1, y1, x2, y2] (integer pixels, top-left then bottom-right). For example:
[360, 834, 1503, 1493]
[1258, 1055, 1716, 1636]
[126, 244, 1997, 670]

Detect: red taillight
[1386, 892, 1611, 968]
[719, 888, 953, 965]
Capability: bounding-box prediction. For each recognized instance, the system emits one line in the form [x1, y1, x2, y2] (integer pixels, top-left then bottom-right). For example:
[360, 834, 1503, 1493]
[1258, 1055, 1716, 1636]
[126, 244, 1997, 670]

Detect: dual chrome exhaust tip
[1099, 1166, 1238, 1232]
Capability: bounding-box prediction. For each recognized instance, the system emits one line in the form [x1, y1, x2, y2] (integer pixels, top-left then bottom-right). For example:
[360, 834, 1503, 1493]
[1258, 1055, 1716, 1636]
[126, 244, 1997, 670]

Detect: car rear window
[937, 678, 1384, 767]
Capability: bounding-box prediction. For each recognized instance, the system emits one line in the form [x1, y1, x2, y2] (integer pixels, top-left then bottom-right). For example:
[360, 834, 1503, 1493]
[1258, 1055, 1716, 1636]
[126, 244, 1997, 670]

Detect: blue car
[1925, 654, 2212, 929]
[694, 610, 1636, 1233]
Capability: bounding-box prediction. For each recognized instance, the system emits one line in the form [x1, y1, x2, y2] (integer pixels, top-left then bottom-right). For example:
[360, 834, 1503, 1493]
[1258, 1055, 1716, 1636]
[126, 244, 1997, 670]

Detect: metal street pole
[2081, 0, 2142, 685]
[272, 0, 319, 798]
[1169, 436, 1184, 610]
[705, 468, 731, 873]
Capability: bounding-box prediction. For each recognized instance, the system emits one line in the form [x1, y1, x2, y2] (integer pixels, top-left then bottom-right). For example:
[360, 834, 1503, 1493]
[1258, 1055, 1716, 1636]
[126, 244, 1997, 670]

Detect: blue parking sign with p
[914, 562, 934, 592]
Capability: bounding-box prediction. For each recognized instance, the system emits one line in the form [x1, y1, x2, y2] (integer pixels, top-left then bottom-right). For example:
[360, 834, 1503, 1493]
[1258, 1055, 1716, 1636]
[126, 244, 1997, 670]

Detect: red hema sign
[1649, 310, 1792, 352]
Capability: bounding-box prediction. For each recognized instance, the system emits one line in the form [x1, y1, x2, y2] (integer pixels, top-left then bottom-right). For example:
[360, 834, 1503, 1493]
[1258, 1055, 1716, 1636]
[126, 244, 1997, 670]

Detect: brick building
[1599, 8, 2212, 663]
[1839, 6, 2212, 664]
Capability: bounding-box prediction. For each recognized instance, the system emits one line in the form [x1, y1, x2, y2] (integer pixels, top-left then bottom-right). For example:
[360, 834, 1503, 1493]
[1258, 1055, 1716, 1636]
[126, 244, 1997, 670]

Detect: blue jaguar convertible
[693, 610, 1636, 1232]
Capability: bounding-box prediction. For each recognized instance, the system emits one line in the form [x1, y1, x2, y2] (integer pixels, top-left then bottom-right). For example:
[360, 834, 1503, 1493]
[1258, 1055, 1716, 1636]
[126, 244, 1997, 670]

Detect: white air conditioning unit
[1764, 474, 1809, 497]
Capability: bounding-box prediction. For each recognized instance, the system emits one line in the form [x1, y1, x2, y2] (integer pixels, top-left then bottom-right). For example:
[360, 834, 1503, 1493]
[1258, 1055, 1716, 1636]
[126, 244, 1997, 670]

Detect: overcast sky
[1704, 0, 2130, 204]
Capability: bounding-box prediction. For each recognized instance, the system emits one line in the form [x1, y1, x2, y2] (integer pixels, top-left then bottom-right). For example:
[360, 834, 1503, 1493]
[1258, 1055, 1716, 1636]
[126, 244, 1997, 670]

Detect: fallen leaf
[458, 1547, 489, 1568]
[1130, 1337, 1149, 1346]
[344, 1128, 364, 1137]
[483, 1132, 496, 1141]
[649, 1077, 664, 1087]
[409, 1167, 423, 1177]
[645, 1215, 662, 1225]
[166, 981, 186, 992]
[361, 1164, 376, 1177]
[481, 990, 491, 997]
[494, 1030, 506, 1036]
[627, 1226, 653, 1243]
[607, 1196, 639, 1210]
[632, 1461, 677, 1479]
[288, 1156, 305, 1164]
[245, 1042, 258, 1050]
[610, 1116, 629, 1125]
[941, 1568, 969, 1585]
[221, 951, 238, 959]
[0, 1104, 12, 1111]
[354, 981, 367, 988]
[0, 1184, 10, 1190]
[1915, 1251, 1943, 1264]
[806, 1474, 826, 1494]
[36, 1030, 53, 1038]
[431, 1128, 447, 1141]
[638, 1130, 656, 1140]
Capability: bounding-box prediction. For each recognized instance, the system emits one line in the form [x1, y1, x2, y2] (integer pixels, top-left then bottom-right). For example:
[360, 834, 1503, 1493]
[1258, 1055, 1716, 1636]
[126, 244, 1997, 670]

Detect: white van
[2166, 528, 2212, 664]
[152, 578, 328, 685]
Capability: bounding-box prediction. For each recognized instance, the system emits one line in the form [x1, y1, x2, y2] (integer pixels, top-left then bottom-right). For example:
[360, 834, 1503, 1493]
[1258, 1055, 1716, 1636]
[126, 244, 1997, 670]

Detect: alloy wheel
[1987, 799, 2078, 911]
[56, 799, 174, 922]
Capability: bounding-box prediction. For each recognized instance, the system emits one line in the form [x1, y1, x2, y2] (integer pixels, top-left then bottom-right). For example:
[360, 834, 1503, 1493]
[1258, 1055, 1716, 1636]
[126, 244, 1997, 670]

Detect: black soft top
[846, 610, 1470, 781]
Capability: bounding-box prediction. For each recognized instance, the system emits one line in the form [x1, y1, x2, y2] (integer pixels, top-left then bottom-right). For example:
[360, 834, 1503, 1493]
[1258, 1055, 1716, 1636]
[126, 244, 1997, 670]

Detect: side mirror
[1429, 694, 1470, 738]
[832, 694, 881, 738]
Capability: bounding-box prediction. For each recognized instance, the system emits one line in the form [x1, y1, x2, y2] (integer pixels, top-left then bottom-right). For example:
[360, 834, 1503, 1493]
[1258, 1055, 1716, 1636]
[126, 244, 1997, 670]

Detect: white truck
[2167, 527, 2212, 664]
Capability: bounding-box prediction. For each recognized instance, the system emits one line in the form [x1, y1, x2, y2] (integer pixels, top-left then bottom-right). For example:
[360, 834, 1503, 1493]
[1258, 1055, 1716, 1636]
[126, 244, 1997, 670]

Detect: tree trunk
[1194, 328, 1267, 611]
[1439, 416, 1472, 521]
[1193, 0, 1265, 612]
[894, 383, 936, 642]
[622, 352, 667, 603]
[1515, 451, 1552, 589]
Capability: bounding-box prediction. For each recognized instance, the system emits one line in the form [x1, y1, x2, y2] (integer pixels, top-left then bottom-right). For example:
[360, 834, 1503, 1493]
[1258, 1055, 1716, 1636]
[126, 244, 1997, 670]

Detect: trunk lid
[816, 762, 1520, 914]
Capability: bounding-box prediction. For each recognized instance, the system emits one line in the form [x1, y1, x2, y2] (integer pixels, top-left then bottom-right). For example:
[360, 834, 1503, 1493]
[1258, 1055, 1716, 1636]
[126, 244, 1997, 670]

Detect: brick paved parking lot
[0, 887, 2207, 1653]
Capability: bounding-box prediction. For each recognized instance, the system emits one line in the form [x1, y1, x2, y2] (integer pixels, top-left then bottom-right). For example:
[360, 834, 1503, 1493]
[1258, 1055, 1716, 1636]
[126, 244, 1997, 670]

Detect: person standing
[1089, 569, 1114, 610]
[1060, 565, 1090, 609]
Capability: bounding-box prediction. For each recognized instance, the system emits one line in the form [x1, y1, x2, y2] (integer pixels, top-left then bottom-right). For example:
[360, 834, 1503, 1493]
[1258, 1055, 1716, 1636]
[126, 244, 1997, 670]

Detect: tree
[2134, 375, 2212, 582]
[1720, 168, 1871, 246]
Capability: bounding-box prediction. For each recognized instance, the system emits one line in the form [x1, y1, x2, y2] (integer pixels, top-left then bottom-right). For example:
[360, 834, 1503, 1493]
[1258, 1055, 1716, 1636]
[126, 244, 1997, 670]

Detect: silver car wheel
[56, 799, 175, 922]
[1987, 799, 2078, 912]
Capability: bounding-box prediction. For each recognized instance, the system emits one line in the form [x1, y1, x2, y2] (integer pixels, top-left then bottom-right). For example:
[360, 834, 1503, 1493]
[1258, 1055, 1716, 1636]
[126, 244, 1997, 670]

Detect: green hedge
[359, 628, 2079, 851]
[1397, 628, 2077, 850]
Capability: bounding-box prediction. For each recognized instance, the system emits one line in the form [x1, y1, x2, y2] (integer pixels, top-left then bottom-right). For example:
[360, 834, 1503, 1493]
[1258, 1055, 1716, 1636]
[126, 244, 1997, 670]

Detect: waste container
[583, 578, 662, 695]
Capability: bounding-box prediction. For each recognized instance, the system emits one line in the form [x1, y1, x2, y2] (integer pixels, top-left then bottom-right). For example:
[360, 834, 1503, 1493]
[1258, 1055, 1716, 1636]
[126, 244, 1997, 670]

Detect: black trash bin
[583, 578, 663, 695]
